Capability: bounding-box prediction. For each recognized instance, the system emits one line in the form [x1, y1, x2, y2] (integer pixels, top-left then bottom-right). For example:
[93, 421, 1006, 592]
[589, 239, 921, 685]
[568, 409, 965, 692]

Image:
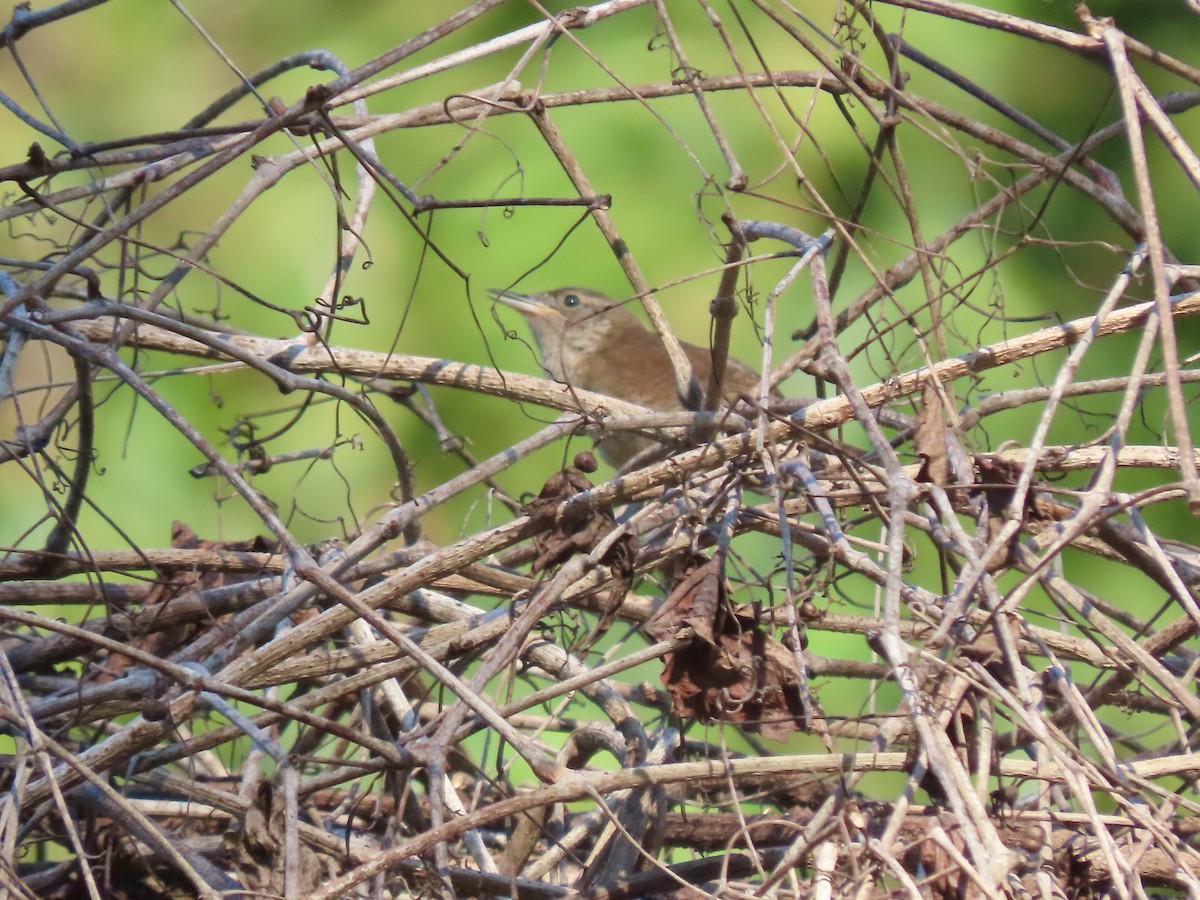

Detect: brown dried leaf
[974, 455, 1019, 514]
[526, 452, 637, 648]
[527, 451, 624, 574]
[644, 556, 721, 645]
[915, 378, 950, 487]
[972, 455, 1057, 571]
[651, 556, 804, 740]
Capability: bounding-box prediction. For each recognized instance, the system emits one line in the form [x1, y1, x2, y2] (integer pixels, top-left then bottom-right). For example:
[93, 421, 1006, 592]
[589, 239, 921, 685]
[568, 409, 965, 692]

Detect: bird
[490, 286, 768, 466]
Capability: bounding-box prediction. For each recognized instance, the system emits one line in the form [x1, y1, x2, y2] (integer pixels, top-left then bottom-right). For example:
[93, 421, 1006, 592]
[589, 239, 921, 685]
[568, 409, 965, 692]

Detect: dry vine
[2, 1, 1200, 897]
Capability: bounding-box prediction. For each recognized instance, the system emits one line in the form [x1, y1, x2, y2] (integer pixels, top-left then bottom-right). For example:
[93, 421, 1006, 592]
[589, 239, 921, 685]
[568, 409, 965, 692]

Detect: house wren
[490, 287, 766, 465]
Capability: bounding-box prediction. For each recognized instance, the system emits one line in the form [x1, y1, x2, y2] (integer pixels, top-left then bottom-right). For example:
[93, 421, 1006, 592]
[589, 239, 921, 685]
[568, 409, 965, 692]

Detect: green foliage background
[1, 0, 1196, 594]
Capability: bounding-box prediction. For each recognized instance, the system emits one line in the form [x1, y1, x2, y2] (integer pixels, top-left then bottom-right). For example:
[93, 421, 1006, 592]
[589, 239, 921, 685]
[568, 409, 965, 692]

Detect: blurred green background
[2, 0, 1195, 548]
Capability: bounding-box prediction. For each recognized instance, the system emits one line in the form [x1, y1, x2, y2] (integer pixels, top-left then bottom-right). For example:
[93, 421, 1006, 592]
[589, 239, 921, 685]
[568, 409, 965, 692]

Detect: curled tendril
[294, 309, 323, 333]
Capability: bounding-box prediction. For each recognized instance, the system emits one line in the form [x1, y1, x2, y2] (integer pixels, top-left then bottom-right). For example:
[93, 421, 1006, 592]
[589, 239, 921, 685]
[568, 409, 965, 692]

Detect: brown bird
[490, 287, 767, 466]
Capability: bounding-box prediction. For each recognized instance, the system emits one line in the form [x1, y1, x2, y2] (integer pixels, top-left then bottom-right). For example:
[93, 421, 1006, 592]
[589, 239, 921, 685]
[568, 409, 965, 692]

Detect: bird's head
[489, 287, 643, 380]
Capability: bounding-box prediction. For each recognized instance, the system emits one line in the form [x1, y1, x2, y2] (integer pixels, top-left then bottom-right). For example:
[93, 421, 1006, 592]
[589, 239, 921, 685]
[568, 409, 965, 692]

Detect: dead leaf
[528, 451, 611, 574]
[915, 378, 950, 487]
[645, 556, 721, 645]
[525, 452, 636, 648]
[649, 556, 804, 740]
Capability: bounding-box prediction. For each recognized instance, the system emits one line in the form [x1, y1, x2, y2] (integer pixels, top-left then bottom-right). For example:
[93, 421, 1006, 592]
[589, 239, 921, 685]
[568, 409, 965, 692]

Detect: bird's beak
[488, 288, 558, 321]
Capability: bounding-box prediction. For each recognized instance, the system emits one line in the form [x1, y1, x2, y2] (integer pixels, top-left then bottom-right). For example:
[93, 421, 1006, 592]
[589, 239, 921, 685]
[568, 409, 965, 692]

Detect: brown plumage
[491, 287, 766, 465]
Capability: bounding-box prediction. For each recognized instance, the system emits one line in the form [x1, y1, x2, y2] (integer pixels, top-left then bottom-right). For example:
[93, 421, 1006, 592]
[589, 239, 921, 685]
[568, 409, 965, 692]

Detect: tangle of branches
[2, 1, 1200, 897]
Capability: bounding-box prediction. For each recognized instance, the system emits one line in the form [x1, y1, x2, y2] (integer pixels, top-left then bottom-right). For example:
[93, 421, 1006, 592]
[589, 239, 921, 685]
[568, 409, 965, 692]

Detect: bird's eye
[563, 293, 580, 308]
